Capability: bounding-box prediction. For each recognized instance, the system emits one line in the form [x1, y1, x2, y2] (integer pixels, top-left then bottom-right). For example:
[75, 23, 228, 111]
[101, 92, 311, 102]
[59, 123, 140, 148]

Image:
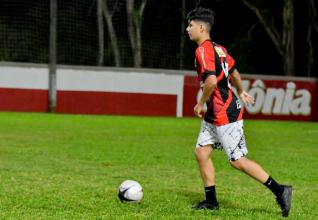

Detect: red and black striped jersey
[195, 40, 243, 126]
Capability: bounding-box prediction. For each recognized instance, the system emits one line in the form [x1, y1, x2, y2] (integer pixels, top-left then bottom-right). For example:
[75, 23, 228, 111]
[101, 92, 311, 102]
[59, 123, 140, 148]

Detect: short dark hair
[186, 7, 215, 31]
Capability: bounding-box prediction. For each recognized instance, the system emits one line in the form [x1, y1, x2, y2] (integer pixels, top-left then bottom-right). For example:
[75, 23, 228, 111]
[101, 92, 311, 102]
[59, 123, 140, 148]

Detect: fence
[0, 0, 192, 69]
[0, 62, 317, 122]
[0, 0, 197, 111]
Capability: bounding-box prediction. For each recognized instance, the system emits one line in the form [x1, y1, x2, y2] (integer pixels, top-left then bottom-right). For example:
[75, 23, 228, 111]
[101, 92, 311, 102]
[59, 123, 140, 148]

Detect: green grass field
[0, 112, 317, 219]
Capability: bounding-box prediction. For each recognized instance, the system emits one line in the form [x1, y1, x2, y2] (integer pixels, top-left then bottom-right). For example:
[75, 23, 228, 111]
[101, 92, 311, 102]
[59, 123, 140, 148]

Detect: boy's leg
[230, 157, 292, 217]
[217, 120, 292, 217]
[193, 119, 221, 210]
[230, 157, 269, 183]
[193, 145, 219, 210]
[230, 157, 287, 202]
[195, 145, 215, 186]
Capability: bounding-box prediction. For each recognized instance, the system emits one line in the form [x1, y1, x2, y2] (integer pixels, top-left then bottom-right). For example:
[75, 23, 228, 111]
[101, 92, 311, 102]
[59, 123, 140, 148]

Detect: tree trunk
[135, 0, 146, 68]
[307, 0, 318, 77]
[242, 0, 295, 76]
[282, 0, 294, 76]
[179, 0, 186, 69]
[126, 0, 137, 66]
[97, 0, 104, 66]
[102, 0, 121, 67]
[126, 0, 146, 68]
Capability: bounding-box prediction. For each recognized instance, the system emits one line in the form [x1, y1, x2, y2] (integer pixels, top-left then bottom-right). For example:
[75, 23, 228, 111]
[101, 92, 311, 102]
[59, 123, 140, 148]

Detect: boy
[186, 7, 292, 217]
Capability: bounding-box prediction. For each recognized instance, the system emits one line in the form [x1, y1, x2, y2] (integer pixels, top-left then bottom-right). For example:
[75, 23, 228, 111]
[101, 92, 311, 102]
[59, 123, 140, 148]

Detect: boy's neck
[197, 36, 211, 46]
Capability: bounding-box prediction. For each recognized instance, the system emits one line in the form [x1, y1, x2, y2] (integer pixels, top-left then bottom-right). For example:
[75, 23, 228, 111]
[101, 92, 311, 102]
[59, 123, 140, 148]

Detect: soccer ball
[118, 180, 143, 203]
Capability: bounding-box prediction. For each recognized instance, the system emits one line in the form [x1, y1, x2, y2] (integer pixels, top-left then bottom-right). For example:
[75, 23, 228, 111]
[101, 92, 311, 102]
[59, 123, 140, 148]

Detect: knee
[194, 148, 209, 162]
[230, 158, 246, 170]
[194, 148, 203, 161]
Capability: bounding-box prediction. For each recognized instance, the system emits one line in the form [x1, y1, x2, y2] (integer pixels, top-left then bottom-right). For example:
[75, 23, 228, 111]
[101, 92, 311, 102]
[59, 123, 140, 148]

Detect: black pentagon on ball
[118, 187, 135, 202]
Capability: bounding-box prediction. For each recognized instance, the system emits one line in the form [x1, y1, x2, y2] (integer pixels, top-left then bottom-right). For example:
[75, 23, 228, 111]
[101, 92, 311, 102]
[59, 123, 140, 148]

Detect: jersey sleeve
[195, 45, 216, 82]
[227, 53, 236, 74]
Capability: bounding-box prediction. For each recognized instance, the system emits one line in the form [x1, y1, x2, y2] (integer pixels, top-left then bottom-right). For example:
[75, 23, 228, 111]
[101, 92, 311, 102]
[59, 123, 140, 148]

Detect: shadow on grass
[181, 190, 274, 215]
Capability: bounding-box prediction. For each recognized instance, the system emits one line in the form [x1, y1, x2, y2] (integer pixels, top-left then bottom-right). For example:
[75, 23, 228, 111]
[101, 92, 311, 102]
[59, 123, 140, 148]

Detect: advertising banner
[183, 75, 317, 121]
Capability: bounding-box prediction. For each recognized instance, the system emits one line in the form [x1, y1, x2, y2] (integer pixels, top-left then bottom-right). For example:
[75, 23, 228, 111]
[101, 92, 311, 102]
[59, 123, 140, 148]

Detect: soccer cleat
[192, 200, 219, 210]
[276, 185, 292, 217]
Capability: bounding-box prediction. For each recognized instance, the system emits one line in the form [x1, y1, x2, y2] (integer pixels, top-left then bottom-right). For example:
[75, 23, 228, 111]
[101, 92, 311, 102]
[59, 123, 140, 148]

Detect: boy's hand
[240, 91, 255, 106]
[194, 103, 204, 118]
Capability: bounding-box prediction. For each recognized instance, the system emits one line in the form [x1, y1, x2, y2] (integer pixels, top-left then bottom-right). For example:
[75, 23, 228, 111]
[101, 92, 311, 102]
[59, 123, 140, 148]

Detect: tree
[179, 0, 186, 69]
[97, 0, 104, 66]
[126, 0, 147, 68]
[306, 0, 318, 77]
[242, 0, 295, 76]
[100, 0, 122, 67]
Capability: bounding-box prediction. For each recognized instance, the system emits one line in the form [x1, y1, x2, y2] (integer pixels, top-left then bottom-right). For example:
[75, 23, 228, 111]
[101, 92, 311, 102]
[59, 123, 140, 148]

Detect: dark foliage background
[0, 0, 317, 77]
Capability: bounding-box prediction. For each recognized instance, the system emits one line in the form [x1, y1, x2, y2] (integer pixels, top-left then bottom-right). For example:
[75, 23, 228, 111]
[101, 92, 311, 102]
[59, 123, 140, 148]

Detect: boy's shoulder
[213, 42, 228, 53]
[196, 41, 228, 50]
[195, 41, 228, 57]
[195, 40, 214, 54]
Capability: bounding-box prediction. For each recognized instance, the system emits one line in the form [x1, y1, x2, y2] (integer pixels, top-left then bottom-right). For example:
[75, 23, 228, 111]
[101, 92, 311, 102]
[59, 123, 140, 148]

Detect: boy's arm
[230, 69, 255, 106]
[194, 75, 217, 118]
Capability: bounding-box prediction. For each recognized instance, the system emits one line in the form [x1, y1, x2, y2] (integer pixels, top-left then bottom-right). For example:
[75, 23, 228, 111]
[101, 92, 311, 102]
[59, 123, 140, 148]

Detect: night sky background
[0, 0, 317, 77]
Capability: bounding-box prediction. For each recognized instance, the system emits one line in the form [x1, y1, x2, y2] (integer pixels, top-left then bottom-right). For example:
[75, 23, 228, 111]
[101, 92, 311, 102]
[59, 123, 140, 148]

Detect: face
[186, 20, 204, 42]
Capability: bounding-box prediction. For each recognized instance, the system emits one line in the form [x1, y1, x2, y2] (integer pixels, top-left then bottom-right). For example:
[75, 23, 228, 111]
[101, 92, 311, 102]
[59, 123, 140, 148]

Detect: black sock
[205, 186, 218, 204]
[264, 176, 284, 197]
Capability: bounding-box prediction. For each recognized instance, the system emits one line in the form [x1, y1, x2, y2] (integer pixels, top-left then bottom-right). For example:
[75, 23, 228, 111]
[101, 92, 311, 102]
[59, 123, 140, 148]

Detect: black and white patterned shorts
[195, 120, 248, 161]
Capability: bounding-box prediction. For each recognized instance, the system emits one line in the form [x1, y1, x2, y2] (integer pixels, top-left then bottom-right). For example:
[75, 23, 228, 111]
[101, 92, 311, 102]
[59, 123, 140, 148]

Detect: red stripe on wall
[56, 91, 177, 116]
[0, 88, 48, 112]
[183, 75, 200, 117]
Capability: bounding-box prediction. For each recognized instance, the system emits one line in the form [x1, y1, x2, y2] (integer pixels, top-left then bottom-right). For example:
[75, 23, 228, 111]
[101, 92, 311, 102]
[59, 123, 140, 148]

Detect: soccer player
[186, 7, 292, 217]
